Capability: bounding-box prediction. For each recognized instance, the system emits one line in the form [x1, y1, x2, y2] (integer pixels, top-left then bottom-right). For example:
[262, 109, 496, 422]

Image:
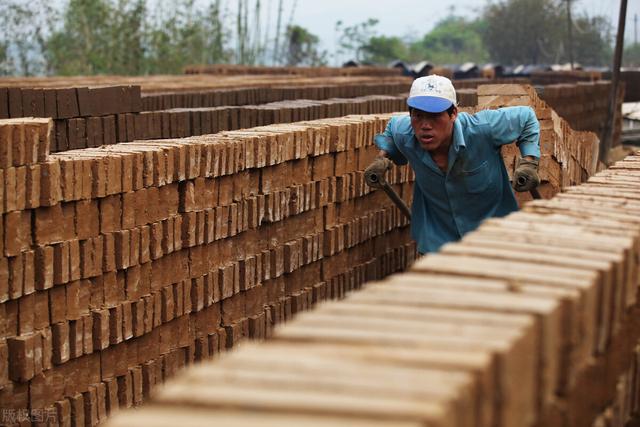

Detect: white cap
[407, 75, 457, 113]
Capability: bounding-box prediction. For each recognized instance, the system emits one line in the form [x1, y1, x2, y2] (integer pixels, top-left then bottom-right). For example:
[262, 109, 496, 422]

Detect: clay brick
[18, 292, 35, 334]
[68, 318, 83, 359]
[35, 204, 65, 245]
[114, 230, 131, 270]
[219, 264, 235, 300]
[49, 284, 66, 323]
[161, 285, 175, 322]
[109, 305, 123, 345]
[103, 233, 116, 272]
[92, 309, 110, 351]
[69, 239, 81, 282]
[8, 254, 24, 299]
[25, 164, 41, 209]
[122, 300, 133, 341]
[7, 333, 36, 381]
[70, 392, 85, 427]
[4, 209, 31, 256]
[132, 300, 145, 338]
[4, 167, 16, 212]
[51, 321, 70, 364]
[40, 160, 62, 206]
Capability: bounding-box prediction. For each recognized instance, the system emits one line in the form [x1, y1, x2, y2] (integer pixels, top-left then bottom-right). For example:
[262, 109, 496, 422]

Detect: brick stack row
[475, 84, 600, 200]
[107, 150, 640, 427]
[50, 95, 408, 153]
[0, 113, 417, 426]
[184, 64, 402, 77]
[0, 86, 142, 120]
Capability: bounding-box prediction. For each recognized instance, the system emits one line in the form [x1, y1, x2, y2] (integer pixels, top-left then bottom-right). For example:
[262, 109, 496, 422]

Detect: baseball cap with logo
[407, 74, 457, 113]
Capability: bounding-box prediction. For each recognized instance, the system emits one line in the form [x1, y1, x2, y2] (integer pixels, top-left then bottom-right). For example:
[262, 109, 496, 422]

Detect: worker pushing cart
[366, 75, 541, 254]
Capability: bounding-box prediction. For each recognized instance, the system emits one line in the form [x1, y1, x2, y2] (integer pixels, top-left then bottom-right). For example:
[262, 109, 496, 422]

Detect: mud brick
[283, 241, 300, 273]
[7, 334, 36, 381]
[47, 284, 66, 324]
[31, 291, 50, 331]
[93, 382, 107, 422]
[4, 210, 31, 256]
[204, 272, 220, 306]
[128, 366, 143, 407]
[81, 385, 99, 426]
[3, 167, 16, 213]
[161, 217, 174, 254]
[64, 279, 81, 320]
[104, 377, 119, 415]
[69, 392, 85, 427]
[51, 322, 70, 364]
[55, 399, 71, 426]
[130, 300, 144, 338]
[121, 301, 133, 341]
[81, 314, 93, 355]
[102, 116, 117, 146]
[149, 222, 163, 260]
[120, 192, 135, 230]
[218, 263, 235, 300]
[129, 228, 140, 266]
[238, 256, 256, 291]
[173, 282, 184, 317]
[181, 211, 197, 248]
[137, 225, 151, 264]
[270, 245, 285, 278]
[68, 239, 81, 282]
[68, 319, 83, 359]
[92, 309, 110, 351]
[12, 167, 26, 212]
[0, 125, 13, 170]
[8, 254, 24, 299]
[152, 291, 162, 328]
[34, 204, 65, 246]
[161, 285, 175, 322]
[67, 118, 87, 150]
[102, 233, 116, 273]
[17, 291, 35, 334]
[7, 87, 22, 117]
[173, 215, 183, 252]
[114, 230, 131, 270]
[0, 88, 7, 119]
[79, 238, 95, 279]
[108, 305, 123, 345]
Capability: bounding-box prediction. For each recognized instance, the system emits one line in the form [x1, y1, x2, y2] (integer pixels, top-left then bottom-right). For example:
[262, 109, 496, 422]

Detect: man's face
[410, 107, 457, 153]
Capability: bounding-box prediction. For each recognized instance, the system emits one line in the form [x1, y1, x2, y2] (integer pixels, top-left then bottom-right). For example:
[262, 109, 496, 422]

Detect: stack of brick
[530, 70, 602, 85]
[537, 82, 624, 148]
[51, 94, 409, 153]
[184, 64, 402, 77]
[0, 113, 416, 426]
[107, 151, 640, 427]
[474, 84, 600, 200]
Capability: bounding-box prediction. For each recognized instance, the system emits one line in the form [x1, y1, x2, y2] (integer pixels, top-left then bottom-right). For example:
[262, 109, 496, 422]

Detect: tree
[335, 18, 379, 62]
[481, 0, 611, 66]
[360, 36, 409, 65]
[482, 0, 563, 65]
[284, 25, 327, 66]
[624, 43, 640, 67]
[411, 16, 489, 65]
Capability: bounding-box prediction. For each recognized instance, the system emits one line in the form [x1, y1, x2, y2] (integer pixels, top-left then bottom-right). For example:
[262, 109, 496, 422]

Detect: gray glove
[513, 157, 540, 192]
[364, 157, 393, 189]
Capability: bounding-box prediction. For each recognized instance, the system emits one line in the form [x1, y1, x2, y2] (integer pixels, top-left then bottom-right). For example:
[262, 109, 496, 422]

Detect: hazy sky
[226, 0, 638, 64]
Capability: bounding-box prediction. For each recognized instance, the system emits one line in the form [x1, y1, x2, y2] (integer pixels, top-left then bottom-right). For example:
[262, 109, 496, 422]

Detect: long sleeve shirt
[375, 106, 541, 254]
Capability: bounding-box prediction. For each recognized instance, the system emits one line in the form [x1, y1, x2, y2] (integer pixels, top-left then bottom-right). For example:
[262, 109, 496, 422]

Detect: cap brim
[407, 96, 453, 113]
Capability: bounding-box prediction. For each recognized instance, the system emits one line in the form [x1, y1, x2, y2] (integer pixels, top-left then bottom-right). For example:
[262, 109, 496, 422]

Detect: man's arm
[478, 106, 541, 191]
[373, 117, 409, 165]
[477, 106, 541, 159]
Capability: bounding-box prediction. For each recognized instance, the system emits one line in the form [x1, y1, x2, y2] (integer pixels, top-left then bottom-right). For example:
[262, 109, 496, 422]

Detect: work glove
[364, 157, 393, 189]
[513, 156, 540, 192]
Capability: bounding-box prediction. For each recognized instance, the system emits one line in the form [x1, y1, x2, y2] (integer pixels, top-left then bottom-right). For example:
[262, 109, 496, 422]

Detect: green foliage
[481, 0, 611, 66]
[0, 0, 56, 75]
[360, 36, 409, 65]
[284, 25, 327, 66]
[624, 43, 640, 67]
[411, 16, 489, 65]
[335, 18, 379, 62]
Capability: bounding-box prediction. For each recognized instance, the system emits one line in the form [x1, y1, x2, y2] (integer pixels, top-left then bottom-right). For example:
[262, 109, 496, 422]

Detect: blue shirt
[375, 106, 541, 254]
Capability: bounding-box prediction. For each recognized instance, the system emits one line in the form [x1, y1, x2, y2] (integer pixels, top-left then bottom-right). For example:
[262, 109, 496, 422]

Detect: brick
[7, 333, 36, 381]
[51, 322, 70, 364]
[40, 160, 62, 206]
[92, 309, 110, 351]
[122, 300, 133, 341]
[109, 305, 123, 345]
[68, 318, 83, 359]
[75, 200, 99, 239]
[25, 164, 41, 209]
[35, 204, 66, 245]
[69, 239, 81, 282]
[8, 254, 24, 299]
[18, 291, 35, 334]
[70, 392, 85, 427]
[4, 209, 31, 256]
[103, 233, 116, 272]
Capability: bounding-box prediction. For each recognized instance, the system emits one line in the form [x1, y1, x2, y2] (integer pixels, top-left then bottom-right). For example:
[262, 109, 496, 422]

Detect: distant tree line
[0, 0, 637, 77]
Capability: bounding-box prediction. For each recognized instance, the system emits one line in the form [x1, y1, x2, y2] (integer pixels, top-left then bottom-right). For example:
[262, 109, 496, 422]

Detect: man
[369, 74, 540, 254]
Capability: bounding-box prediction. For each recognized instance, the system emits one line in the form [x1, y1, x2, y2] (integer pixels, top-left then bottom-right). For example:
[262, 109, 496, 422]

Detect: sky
[223, 0, 639, 64]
